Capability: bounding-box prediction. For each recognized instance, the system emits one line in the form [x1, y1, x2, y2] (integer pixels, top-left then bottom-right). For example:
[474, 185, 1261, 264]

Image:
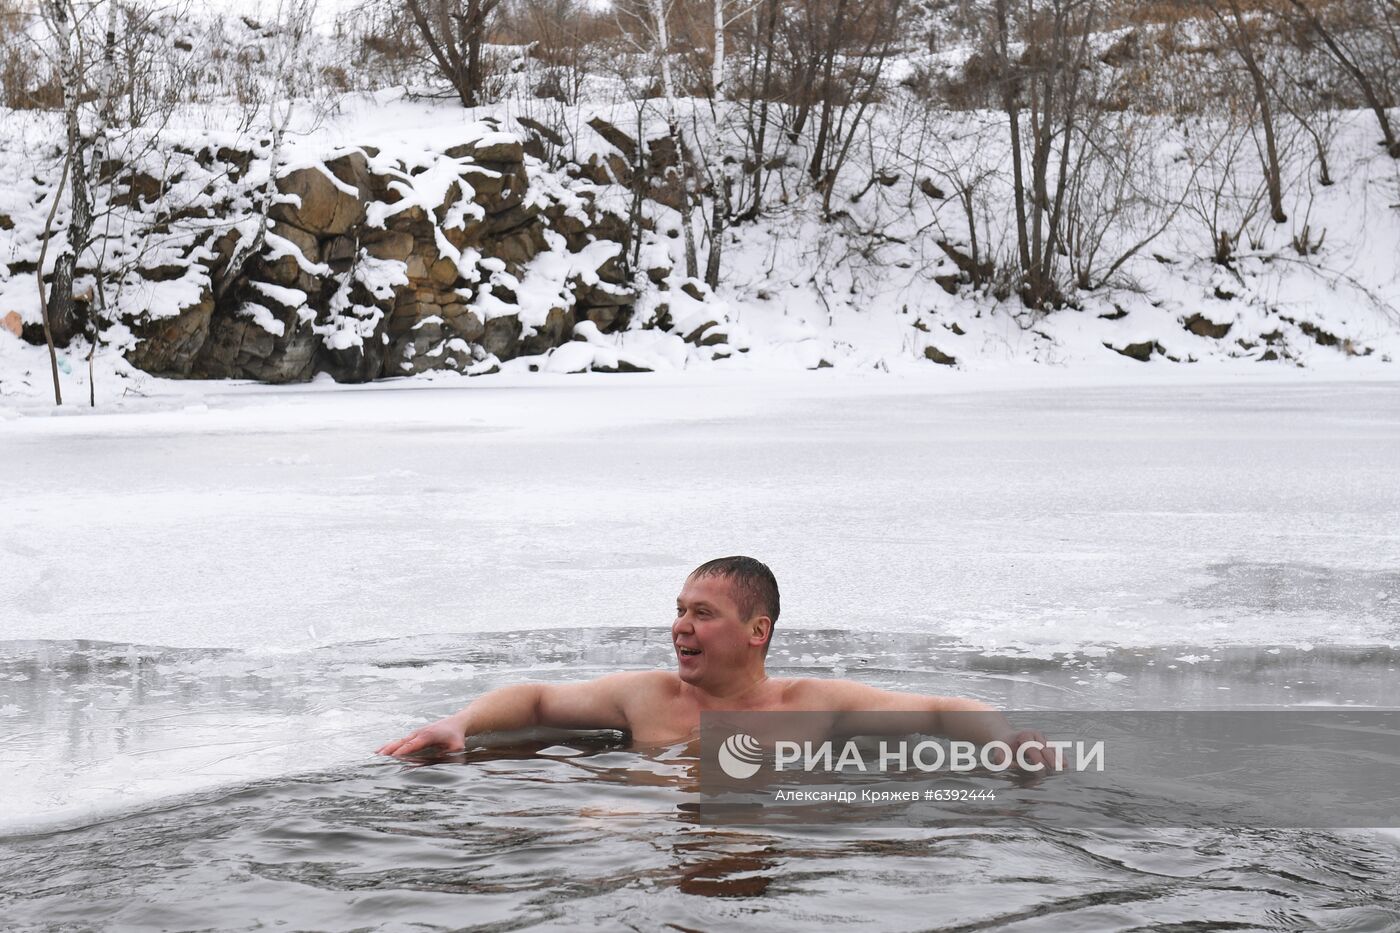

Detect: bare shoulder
[603, 670, 683, 734]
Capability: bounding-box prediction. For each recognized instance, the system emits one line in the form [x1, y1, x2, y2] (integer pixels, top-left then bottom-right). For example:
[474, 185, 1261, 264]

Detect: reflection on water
[1, 740, 1398, 932]
[3, 629, 1400, 930]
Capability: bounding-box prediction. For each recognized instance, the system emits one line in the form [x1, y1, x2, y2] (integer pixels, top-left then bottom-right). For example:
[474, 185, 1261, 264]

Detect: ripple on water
[3, 632, 1400, 930]
[1, 743, 1399, 932]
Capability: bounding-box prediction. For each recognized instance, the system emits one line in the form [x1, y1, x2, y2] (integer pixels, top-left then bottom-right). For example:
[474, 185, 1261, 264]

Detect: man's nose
[672, 613, 693, 635]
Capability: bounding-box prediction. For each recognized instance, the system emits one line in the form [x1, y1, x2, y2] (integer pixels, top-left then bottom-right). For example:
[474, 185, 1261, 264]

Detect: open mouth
[677, 647, 702, 657]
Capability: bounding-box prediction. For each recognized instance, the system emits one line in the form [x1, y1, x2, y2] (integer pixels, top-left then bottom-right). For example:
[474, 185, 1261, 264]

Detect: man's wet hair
[689, 556, 780, 649]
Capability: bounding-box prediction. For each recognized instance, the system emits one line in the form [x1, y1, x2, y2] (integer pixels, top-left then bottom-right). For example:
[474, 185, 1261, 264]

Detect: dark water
[3, 630, 1400, 931]
[2, 741, 1399, 931]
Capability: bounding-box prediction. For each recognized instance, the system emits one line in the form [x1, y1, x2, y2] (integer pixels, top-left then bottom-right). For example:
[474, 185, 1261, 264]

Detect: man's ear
[749, 616, 773, 647]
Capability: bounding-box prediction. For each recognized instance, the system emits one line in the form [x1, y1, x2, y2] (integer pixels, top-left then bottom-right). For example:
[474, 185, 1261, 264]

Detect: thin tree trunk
[216, 98, 295, 301]
[89, 277, 103, 408]
[1270, 71, 1333, 185]
[748, 0, 779, 217]
[44, 0, 92, 349]
[1224, 0, 1287, 223]
[629, 109, 647, 272]
[961, 186, 982, 284]
[1041, 0, 1094, 294]
[82, 0, 122, 392]
[99, 1, 119, 126]
[407, 0, 471, 107]
[818, 0, 901, 216]
[788, 5, 822, 140]
[711, 0, 725, 100]
[807, 0, 848, 183]
[703, 0, 732, 287]
[464, 0, 486, 106]
[36, 154, 72, 406]
[704, 180, 727, 287]
[652, 0, 698, 278]
[997, 0, 1032, 277]
[1028, 73, 1049, 294]
[1285, 0, 1398, 157]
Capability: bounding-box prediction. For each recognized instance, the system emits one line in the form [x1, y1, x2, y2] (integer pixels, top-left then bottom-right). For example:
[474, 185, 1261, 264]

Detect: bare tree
[1182, 106, 1274, 266]
[1, 0, 56, 109]
[696, 0, 747, 285]
[26, 0, 216, 404]
[212, 2, 317, 301]
[405, 0, 504, 107]
[348, 0, 428, 89]
[502, 0, 605, 104]
[1062, 112, 1197, 290]
[38, 0, 95, 382]
[1265, 30, 1346, 187]
[1278, 0, 1399, 156]
[1205, 0, 1288, 222]
[610, 0, 701, 278]
[32, 0, 128, 402]
[731, 0, 781, 220]
[917, 113, 1002, 290]
[35, 154, 72, 404]
[990, 0, 1100, 309]
[786, 0, 903, 210]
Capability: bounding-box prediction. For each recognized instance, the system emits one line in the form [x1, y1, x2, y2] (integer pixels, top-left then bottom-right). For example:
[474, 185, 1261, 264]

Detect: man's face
[672, 574, 767, 685]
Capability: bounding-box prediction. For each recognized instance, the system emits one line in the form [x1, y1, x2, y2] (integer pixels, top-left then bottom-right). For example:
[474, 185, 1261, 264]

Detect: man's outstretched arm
[376, 674, 635, 757]
[798, 680, 1054, 769]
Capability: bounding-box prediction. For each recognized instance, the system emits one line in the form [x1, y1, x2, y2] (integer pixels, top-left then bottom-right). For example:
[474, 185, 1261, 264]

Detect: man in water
[378, 556, 1049, 765]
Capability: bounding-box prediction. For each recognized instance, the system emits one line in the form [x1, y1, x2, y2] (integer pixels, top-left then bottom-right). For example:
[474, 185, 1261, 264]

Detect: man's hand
[997, 729, 1063, 771]
[376, 715, 468, 758]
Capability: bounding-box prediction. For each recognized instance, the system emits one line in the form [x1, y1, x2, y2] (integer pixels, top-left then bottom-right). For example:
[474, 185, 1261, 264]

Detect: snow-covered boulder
[270, 153, 372, 237]
[99, 127, 695, 381]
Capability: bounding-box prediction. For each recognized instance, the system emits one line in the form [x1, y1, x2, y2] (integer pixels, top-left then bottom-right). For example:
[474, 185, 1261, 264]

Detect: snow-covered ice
[2, 370, 1398, 832]
[5, 371, 1398, 650]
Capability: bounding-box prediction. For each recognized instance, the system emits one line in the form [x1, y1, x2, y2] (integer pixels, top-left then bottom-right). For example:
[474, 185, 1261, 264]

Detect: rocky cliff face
[116, 122, 690, 383]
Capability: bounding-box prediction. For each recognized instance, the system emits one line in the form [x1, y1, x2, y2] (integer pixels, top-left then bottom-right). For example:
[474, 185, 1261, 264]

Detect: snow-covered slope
[2, 18, 1398, 400]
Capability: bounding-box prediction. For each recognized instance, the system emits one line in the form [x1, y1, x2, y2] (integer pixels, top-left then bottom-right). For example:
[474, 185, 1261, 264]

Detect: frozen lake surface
[6, 373, 1398, 654]
[2, 373, 1399, 929]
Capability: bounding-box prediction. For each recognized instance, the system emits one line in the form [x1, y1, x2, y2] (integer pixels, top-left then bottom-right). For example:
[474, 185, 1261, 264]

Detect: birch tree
[214, 0, 317, 301]
[700, 0, 762, 286]
[647, 0, 699, 278]
[38, 0, 92, 404]
[31, 0, 198, 404]
[34, 0, 121, 403]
